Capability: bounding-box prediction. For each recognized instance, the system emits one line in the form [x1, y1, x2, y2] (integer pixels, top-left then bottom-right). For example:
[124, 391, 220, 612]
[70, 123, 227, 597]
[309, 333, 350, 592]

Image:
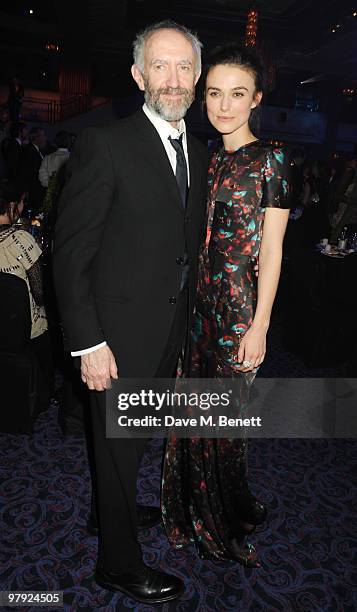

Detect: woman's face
[205, 64, 262, 137]
[9, 196, 24, 223]
[17, 197, 24, 217]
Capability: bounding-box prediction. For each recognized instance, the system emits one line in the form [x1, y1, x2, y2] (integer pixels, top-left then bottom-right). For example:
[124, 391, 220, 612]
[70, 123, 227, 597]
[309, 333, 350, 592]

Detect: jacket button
[169, 296, 177, 305]
[176, 256, 184, 265]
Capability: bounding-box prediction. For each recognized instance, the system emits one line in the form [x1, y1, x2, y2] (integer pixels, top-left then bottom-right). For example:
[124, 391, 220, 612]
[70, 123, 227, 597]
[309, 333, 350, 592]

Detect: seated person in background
[290, 147, 305, 211]
[300, 161, 330, 245]
[330, 157, 357, 243]
[0, 180, 53, 409]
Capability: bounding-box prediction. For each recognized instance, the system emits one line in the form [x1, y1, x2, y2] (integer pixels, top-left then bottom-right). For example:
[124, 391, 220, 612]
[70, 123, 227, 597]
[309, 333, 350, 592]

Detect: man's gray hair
[133, 20, 202, 75]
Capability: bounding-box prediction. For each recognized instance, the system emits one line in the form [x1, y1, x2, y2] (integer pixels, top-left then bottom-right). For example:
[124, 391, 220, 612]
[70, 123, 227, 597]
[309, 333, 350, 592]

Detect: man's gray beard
[144, 82, 195, 122]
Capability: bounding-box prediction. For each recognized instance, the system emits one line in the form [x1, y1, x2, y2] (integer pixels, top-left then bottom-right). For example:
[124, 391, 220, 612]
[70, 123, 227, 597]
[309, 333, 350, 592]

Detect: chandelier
[245, 8, 258, 47]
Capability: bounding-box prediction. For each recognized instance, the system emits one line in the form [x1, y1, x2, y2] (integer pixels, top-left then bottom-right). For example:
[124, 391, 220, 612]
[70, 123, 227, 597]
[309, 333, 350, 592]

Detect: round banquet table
[283, 247, 357, 368]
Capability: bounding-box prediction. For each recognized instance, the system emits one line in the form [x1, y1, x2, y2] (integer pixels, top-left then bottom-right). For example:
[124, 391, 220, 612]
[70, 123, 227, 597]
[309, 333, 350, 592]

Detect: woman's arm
[9, 230, 44, 306]
[253, 208, 289, 329]
[237, 208, 289, 370]
[26, 258, 44, 306]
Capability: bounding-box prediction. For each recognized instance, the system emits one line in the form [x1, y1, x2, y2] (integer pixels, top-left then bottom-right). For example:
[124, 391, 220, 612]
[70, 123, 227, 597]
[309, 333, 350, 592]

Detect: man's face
[37, 130, 47, 149]
[20, 126, 29, 141]
[131, 29, 200, 124]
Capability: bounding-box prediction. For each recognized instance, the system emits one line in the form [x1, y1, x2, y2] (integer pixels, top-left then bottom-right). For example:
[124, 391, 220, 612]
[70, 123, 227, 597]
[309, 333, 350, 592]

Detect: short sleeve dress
[161, 141, 291, 562]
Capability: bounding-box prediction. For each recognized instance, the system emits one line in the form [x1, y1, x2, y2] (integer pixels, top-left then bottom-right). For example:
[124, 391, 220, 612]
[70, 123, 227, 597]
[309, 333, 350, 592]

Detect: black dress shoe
[229, 537, 261, 568]
[87, 505, 161, 536]
[95, 564, 184, 603]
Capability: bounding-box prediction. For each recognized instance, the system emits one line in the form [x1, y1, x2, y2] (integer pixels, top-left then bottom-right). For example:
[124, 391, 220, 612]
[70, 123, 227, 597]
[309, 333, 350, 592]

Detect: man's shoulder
[8, 138, 21, 149]
[79, 111, 142, 141]
[20, 143, 33, 158]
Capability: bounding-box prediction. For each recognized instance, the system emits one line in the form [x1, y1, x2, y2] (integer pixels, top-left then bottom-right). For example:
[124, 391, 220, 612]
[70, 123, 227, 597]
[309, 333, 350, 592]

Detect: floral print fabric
[162, 141, 291, 560]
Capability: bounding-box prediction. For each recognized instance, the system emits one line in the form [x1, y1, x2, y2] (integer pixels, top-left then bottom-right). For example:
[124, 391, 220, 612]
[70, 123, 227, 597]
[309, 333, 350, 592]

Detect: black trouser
[58, 354, 89, 435]
[90, 288, 188, 571]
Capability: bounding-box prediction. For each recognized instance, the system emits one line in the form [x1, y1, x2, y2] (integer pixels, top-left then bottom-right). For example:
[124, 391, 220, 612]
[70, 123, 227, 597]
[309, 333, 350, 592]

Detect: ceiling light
[29, 9, 34, 14]
[353, 12, 357, 17]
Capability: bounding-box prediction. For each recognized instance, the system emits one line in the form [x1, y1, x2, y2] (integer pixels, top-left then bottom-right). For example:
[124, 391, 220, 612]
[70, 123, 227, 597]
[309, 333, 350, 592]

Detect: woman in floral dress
[162, 43, 291, 567]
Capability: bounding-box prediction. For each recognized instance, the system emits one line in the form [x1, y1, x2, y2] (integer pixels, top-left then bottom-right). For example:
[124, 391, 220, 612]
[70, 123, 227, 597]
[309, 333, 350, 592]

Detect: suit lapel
[186, 135, 202, 215]
[131, 110, 184, 215]
[31, 143, 42, 161]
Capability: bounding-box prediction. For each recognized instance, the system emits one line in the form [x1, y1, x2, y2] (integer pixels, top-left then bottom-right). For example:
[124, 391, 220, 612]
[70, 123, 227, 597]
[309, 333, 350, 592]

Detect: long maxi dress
[161, 140, 291, 562]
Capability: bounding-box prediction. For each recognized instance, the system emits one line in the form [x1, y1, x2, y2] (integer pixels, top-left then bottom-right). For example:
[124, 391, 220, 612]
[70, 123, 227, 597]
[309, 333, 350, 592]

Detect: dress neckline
[223, 139, 260, 154]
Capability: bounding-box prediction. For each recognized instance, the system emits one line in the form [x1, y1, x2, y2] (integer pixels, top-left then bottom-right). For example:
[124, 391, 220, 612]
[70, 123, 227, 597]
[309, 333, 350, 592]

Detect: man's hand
[81, 345, 118, 391]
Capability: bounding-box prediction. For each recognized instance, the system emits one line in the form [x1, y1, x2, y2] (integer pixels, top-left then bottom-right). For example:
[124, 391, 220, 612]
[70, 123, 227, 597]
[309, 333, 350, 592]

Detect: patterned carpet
[1, 274, 357, 610]
[1, 404, 356, 611]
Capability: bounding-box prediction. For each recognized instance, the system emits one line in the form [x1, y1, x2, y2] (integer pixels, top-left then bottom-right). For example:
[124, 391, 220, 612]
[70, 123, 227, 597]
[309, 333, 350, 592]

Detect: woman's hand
[237, 324, 267, 372]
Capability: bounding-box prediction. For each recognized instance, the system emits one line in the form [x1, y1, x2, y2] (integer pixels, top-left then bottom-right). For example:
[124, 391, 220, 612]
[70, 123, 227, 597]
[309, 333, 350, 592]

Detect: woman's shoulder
[258, 141, 289, 160]
[0, 225, 26, 247]
[7, 228, 41, 262]
[9, 228, 37, 245]
[0, 224, 20, 244]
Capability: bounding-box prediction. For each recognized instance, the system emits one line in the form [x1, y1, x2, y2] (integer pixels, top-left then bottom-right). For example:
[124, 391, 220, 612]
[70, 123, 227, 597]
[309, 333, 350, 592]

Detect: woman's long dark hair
[204, 42, 265, 135]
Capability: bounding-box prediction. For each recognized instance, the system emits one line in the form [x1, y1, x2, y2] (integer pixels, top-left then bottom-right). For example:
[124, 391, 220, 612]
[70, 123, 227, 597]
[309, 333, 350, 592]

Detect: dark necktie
[168, 135, 188, 207]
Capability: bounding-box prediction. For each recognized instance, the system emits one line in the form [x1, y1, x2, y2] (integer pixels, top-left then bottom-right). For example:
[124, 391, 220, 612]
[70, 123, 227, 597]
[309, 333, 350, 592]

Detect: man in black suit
[53, 21, 207, 604]
[1, 121, 28, 180]
[19, 127, 46, 212]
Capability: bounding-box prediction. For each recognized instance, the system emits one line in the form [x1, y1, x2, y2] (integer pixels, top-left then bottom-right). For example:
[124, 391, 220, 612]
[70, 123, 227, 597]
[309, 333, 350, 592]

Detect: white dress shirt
[39, 148, 70, 187]
[71, 103, 190, 356]
[32, 143, 43, 159]
[142, 103, 190, 186]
